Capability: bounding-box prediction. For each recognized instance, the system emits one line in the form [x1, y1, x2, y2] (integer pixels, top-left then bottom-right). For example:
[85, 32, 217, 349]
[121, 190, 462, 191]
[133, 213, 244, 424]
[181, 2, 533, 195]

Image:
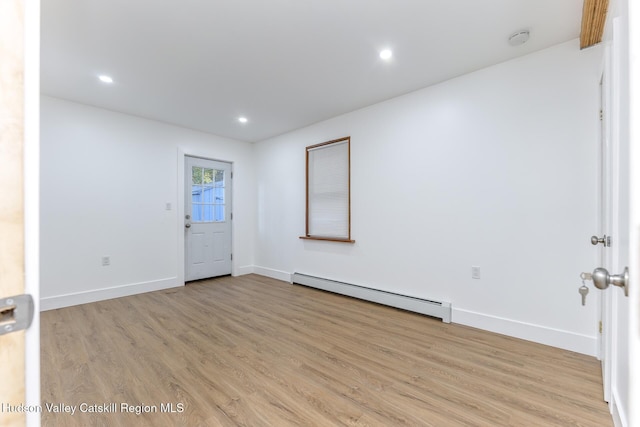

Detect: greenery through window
[191, 167, 225, 222]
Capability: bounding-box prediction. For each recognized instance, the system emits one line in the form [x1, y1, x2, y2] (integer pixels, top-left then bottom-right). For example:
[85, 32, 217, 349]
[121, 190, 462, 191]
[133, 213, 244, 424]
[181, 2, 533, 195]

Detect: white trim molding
[235, 265, 255, 276]
[611, 387, 626, 427]
[40, 277, 181, 311]
[452, 307, 598, 356]
[253, 266, 292, 283]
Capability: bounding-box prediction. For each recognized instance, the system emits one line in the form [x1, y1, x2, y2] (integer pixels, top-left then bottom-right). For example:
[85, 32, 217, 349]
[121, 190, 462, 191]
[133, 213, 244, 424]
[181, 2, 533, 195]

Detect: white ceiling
[41, 0, 583, 143]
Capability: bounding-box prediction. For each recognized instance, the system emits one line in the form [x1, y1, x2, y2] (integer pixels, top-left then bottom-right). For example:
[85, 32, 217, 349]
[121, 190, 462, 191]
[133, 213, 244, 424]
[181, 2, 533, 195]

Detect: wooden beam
[580, 0, 610, 49]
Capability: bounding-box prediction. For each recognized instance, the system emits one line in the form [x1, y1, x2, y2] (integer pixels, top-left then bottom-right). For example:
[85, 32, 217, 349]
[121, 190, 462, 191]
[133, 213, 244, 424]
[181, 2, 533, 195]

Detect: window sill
[299, 236, 356, 243]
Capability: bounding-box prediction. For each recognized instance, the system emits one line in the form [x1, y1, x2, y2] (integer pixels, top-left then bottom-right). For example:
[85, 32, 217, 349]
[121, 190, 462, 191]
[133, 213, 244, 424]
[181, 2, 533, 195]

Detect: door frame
[628, 1, 640, 424]
[24, 0, 41, 424]
[598, 61, 613, 403]
[599, 33, 625, 414]
[177, 148, 235, 285]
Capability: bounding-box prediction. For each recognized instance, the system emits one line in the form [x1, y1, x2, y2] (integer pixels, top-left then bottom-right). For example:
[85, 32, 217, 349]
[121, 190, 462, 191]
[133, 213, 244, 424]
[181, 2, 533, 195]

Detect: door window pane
[214, 187, 224, 204]
[192, 204, 201, 222]
[191, 166, 226, 223]
[202, 186, 214, 203]
[214, 170, 224, 187]
[203, 168, 214, 185]
[192, 185, 202, 203]
[192, 167, 202, 185]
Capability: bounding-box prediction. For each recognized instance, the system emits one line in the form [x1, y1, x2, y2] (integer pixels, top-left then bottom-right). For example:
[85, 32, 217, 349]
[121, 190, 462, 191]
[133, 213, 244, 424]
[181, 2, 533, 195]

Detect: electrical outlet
[471, 266, 481, 279]
[102, 256, 110, 266]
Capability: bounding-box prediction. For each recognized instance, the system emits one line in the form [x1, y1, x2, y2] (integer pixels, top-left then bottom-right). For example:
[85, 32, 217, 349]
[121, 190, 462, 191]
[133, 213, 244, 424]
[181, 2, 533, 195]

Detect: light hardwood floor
[41, 274, 612, 426]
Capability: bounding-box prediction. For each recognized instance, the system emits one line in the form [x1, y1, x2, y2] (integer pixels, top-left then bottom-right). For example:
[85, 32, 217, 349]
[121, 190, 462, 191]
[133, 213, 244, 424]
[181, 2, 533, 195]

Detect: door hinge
[599, 109, 603, 121]
[231, 212, 233, 220]
[231, 171, 233, 179]
[230, 253, 233, 261]
[599, 321, 603, 334]
[0, 294, 34, 336]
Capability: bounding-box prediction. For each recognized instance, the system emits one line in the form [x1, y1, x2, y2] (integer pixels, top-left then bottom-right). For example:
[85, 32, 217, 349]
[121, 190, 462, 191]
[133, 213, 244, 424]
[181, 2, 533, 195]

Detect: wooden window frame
[300, 136, 355, 243]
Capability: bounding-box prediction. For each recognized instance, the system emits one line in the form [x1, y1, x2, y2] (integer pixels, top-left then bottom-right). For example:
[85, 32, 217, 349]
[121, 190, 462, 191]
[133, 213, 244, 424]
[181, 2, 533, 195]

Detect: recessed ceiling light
[379, 49, 393, 60]
[98, 75, 114, 83]
[238, 117, 248, 124]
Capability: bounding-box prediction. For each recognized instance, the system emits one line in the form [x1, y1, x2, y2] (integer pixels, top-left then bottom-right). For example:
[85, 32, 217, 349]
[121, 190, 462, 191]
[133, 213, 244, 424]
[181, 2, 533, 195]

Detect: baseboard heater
[291, 273, 451, 323]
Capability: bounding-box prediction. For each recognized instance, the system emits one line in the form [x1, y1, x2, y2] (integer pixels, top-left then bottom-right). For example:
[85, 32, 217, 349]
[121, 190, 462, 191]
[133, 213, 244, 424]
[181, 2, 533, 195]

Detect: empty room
[1, 0, 639, 426]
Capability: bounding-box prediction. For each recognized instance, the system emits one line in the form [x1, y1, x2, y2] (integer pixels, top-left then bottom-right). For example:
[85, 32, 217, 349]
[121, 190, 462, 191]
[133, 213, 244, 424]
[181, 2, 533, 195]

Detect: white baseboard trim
[252, 266, 292, 283]
[235, 265, 255, 276]
[40, 277, 182, 311]
[452, 307, 598, 357]
[611, 388, 627, 427]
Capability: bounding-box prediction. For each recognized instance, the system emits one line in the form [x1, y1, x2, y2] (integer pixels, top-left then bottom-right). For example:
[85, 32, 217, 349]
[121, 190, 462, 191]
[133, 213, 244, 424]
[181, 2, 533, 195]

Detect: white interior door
[185, 156, 232, 281]
[597, 11, 632, 426]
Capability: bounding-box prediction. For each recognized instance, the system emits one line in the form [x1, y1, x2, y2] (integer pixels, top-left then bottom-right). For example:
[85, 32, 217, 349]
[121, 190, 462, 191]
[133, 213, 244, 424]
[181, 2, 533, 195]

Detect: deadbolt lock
[590, 235, 611, 247]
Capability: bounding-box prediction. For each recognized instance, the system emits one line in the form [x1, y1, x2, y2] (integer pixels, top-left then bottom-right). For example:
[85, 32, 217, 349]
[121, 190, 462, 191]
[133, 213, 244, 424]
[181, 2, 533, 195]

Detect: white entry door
[185, 156, 232, 281]
[596, 12, 632, 426]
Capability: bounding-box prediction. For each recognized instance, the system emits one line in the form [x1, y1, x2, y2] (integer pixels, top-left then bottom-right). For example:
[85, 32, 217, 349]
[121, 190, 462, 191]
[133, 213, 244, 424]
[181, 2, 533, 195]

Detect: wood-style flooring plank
[41, 274, 612, 426]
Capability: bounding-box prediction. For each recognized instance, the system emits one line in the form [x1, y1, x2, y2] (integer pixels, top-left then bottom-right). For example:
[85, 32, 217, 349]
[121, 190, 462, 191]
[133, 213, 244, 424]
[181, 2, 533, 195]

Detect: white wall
[40, 96, 255, 309]
[254, 40, 603, 355]
[41, 40, 604, 356]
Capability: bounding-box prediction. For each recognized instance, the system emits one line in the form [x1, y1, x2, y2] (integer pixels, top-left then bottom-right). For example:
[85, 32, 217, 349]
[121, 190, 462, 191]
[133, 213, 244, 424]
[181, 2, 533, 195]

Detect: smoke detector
[508, 30, 530, 46]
